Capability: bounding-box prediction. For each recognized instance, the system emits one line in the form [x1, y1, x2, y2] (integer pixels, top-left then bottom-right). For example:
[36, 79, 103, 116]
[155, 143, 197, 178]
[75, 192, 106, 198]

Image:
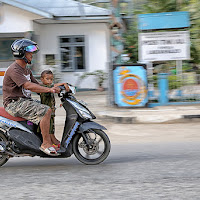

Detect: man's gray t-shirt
[3, 62, 38, 107]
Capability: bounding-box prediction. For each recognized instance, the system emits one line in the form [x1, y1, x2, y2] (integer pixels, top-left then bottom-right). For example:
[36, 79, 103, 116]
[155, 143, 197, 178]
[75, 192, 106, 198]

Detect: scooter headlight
[78, 110, 92, 120]
[67, 99, 93, 120]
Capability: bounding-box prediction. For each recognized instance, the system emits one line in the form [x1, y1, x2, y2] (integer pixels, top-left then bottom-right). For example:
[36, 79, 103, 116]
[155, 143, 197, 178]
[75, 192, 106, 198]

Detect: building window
[0, 38, 16, 61]
[60, 36, 85, 72]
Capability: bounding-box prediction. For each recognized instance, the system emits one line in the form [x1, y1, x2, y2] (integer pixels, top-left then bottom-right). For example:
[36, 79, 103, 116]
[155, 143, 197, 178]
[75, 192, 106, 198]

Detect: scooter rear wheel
[72, 129, 111, 165]
[0, 131, 9, 167]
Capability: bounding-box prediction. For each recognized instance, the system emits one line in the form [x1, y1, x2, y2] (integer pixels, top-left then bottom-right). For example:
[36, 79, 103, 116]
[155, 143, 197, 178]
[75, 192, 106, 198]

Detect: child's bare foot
[50, 134, 60, 145]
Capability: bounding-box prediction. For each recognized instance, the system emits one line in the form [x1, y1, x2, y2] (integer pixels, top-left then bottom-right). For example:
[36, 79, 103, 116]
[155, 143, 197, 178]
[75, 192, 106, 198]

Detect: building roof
[1, 0, 111, 19]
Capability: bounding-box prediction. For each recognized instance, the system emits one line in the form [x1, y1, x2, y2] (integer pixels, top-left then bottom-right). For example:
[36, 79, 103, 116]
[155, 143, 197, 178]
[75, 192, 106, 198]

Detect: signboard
[138, 11, 190, 30]
[139, 31, 190, 62]
[113, 65, 148, 107]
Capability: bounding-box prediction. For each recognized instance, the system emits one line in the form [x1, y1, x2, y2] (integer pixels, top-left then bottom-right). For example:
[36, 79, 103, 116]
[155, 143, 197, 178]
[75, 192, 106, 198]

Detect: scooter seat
[0, 107, 26, 121]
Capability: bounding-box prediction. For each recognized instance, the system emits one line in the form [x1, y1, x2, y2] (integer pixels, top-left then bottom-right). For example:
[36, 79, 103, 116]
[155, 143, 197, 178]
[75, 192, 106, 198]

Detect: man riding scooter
[2, 38, 60, 156]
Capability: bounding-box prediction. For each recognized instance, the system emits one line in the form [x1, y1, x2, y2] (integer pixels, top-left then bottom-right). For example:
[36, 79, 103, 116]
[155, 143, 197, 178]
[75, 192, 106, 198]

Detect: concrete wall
[0, 4, 110, 89]
[34, 22, 110, 89]
[0, 4, 43, 69]
[0, 4, 42, 33]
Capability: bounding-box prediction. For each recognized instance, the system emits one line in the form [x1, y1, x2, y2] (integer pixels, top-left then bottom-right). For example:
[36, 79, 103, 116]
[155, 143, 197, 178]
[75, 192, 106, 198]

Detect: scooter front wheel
[72, 129, 111, 165]
[0, 131, 9, 167]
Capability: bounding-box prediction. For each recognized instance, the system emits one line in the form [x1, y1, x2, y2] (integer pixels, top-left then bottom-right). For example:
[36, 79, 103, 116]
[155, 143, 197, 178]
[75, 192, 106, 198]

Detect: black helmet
[11, 38, 39, 59]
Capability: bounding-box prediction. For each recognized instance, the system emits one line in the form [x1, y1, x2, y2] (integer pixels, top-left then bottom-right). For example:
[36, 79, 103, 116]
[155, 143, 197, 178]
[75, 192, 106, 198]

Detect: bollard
[158, 73, 169, 105]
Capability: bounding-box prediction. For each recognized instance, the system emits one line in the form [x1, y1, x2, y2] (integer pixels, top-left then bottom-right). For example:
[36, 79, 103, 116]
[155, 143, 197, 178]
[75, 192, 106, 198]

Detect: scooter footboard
[8, 129, 42, 151]
[79, 121, 107, 133]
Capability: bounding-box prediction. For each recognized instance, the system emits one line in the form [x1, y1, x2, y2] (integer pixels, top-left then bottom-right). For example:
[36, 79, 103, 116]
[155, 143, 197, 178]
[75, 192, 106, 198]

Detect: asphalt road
[1, 93, 200, 199]
[1, 141, 200, 200]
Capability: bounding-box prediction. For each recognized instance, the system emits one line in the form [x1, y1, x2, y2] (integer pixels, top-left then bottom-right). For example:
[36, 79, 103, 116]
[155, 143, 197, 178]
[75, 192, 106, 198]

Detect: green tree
[124, 0, 200, 67]
[143, 0, 189, 13]
[186, 0, 200, 64]
[123, 20, 138, 63]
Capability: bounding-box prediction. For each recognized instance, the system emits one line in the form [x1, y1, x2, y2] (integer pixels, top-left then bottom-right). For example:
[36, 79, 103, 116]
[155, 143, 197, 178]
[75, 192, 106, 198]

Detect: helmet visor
[25, 45, 39, 53]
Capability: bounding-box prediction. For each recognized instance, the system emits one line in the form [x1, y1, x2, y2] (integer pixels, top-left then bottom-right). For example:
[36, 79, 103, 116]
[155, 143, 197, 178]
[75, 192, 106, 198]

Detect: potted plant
[77, 70, 108, 91]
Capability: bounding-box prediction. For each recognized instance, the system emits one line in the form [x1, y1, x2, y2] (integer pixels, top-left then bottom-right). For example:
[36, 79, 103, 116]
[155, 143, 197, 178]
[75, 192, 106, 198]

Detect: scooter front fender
[79, 121, 107, 133]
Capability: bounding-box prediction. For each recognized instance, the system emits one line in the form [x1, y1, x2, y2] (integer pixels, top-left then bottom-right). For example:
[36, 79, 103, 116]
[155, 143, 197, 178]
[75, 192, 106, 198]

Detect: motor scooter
[0, 85, 111, 166]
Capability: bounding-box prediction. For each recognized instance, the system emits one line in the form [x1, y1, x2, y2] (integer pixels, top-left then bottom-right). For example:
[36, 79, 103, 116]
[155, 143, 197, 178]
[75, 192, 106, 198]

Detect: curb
[183, 115, 200, 119]
[97, 113, 200, 124]
[99, 115, 137, 124]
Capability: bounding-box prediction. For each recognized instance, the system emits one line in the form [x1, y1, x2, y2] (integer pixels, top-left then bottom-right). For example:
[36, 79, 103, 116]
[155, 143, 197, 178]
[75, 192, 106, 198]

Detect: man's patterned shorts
[5, 98, 50, 125]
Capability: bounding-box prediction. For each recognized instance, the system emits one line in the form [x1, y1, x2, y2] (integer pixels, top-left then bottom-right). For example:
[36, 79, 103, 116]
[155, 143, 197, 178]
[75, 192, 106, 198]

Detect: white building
[0, 0, 111, 89]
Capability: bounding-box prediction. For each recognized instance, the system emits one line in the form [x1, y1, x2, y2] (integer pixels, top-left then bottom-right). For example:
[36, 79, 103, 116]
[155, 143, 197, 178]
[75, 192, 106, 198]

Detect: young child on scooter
[39, 69, 69, 149]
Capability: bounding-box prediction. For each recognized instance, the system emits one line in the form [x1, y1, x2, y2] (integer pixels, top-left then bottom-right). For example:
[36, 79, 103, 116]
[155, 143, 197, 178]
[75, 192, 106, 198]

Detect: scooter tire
[0, 131, 9, 167]
[72, 129, 111, 165]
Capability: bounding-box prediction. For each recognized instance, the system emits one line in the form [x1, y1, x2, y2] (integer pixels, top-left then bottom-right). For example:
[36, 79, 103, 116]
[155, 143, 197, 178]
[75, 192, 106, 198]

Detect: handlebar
[58, 83, 76, 97]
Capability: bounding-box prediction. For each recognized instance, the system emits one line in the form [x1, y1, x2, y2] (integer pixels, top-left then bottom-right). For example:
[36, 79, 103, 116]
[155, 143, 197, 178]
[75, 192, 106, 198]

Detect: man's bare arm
[23, 81, 60, 93]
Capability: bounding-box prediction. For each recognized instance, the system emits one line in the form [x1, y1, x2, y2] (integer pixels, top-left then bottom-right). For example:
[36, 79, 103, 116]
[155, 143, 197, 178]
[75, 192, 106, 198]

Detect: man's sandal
[39, 146, 60, 156]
